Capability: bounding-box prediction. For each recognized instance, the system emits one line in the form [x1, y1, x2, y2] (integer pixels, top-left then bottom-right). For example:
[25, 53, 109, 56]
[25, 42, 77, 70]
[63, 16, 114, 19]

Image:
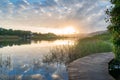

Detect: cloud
[0, 0, 111, 33]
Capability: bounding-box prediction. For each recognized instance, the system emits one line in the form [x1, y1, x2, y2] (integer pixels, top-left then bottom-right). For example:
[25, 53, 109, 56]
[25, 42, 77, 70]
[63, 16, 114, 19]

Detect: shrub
[106, 0, 120, 61]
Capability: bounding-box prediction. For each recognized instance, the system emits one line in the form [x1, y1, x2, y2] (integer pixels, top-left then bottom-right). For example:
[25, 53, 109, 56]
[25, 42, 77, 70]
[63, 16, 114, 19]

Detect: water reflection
[0, 39, 76, 80]
[0, 39, 74, 48]
[0, 39, 55, 48]
[0, 54, 68, 80]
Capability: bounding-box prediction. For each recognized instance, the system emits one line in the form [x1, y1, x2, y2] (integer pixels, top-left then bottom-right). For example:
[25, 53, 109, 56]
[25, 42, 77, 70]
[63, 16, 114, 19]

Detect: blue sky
[0, 0, 111, 34]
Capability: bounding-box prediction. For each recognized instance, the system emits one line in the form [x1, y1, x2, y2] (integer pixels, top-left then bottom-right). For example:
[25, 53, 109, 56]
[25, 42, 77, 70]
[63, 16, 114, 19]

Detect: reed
[43, 32, 112, 64]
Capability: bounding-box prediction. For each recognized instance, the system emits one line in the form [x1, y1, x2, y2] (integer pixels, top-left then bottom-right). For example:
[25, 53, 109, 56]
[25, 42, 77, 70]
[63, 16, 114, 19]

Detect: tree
[106, 0, 120, 61]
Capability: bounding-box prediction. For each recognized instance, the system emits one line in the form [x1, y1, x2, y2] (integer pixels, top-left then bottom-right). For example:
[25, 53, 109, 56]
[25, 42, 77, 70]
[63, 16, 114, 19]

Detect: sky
[0, 0, 111, 34]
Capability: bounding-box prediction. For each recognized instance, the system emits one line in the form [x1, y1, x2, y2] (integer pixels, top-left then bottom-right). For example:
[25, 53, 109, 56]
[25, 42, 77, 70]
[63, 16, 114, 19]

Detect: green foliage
[106, 0, 120, 61]
[111, 0, 120, 4]
[73, 33, 112, 59]
[44, 32, 112, 64]
[0, 27, 58, 40]
[85, 32, 111, 41]
[113, 45, 120, 59]
[0, 40, 31, 47]
[0, 28, 32, 38]
[32, 32, 58, 39]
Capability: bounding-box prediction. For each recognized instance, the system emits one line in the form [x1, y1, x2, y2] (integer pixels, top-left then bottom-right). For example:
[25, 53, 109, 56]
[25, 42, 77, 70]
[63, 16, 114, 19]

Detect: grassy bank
[70, 32, 112, 62]
[0, 35, 64, 41]
[43, 32, 112, 64]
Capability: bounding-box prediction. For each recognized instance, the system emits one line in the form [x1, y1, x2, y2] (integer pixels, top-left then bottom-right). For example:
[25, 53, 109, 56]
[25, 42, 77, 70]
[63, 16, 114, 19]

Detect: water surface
[0, 39, 76, 80]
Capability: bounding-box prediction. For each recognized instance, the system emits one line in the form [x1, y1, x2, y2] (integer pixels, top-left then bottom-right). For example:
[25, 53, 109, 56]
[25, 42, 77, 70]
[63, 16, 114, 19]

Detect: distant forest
[0, 28, 58, 39]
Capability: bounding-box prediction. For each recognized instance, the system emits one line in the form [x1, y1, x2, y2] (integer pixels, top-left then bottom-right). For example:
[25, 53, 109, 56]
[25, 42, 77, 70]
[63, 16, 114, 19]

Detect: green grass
[71, 39, 112, 61]
[70, 32, 112, 62]
[43, 31, 113, 64]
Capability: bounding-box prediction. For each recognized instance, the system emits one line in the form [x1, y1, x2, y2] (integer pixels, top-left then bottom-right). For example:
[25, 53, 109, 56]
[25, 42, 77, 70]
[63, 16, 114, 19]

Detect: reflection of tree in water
[0, 40, 31, 48]
[0, 54, 12, 80]
[0, 54, 68, 80]
[0, 39, 57, 48]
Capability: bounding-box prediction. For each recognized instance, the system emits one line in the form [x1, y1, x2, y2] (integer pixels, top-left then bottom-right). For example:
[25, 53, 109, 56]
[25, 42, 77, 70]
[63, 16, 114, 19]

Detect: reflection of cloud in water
[51, 64, 68, 80]
[22, 74, 45, 80]
[0, 55, 68, 80]
[52, 74, 62, 80]
[17, 75, 22, 80]
[0, 39, 72, 80]
[31, 74, 44, 80]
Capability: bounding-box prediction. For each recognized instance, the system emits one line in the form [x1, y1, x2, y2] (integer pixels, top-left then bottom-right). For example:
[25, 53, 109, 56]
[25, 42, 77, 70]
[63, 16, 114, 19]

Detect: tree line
[0, 28, 57, 39]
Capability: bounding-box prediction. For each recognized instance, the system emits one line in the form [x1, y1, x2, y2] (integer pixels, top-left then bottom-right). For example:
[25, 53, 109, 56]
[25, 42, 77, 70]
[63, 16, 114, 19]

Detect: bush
[106, 0, 120, 61]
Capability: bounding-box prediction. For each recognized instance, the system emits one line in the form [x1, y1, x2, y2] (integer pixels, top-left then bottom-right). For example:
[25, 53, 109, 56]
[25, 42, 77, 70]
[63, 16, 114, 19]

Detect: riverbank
[68, 32, 112, 62]
[42, 31, 112, 64]
[0, 35, 67, 41]
[68, 52, 114, 80]
[0, 35, 60, 41]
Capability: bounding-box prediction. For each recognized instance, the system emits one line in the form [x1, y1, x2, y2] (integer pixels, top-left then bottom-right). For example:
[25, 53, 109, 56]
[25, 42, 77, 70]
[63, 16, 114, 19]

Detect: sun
[52, 26, 77, 35]
[62, 26, 76, 34]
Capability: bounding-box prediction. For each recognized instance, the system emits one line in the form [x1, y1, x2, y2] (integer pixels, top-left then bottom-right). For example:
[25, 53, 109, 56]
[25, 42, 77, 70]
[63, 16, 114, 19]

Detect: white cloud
[0, 0, 111, 33]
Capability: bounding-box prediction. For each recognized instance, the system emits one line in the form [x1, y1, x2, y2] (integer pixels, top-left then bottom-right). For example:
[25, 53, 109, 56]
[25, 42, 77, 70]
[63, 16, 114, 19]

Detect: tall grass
[43, 32, 112, 64]
[42, 45, 75, 64]
[73, 39, 112, 59]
